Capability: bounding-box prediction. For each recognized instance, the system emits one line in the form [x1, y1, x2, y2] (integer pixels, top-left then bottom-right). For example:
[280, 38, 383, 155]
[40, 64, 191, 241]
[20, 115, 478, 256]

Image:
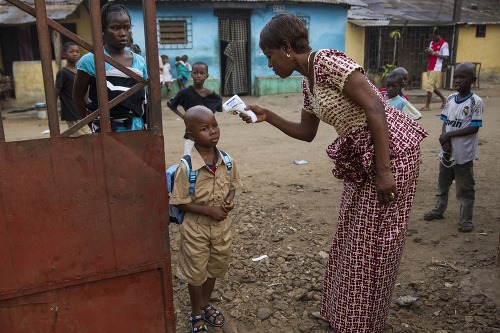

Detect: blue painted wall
[126, 3, 347, 94]
[250, 4, 347, 80]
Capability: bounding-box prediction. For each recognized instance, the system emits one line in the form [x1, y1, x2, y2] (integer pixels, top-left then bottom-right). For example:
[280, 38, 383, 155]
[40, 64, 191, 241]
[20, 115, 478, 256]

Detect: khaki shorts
[176, 215, 232, 286]
[422, 71, 442, 92]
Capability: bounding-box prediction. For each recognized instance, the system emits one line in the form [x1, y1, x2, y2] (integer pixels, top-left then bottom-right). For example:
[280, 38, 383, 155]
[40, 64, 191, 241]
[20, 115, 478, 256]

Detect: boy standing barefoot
[423, 62, 483, 232]
[170, 106, 243, 332]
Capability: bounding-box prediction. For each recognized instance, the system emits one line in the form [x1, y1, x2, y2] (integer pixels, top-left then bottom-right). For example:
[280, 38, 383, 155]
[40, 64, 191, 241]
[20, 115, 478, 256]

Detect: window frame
[158, 16, 193, 49]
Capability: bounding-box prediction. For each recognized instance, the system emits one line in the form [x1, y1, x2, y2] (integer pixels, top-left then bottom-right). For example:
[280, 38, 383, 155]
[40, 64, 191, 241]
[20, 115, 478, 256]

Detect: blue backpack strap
[219, 150, 232, 174]
[181, 154, 198, 194]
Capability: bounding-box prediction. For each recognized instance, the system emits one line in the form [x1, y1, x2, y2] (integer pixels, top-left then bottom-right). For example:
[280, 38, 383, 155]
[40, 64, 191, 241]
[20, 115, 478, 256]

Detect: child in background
[423, 62, 483, 232]
[380, 67, 409, 101]
[161, 55, 174, 93]
[167, 62, 222, 154]
[73, 3, 148, 132]
[385, 72, 422, 120]
[182, 54, 192, 72]
[170, 105, 243, 333]
[55, 42, 91, 136]
[176, 56, 191, 90]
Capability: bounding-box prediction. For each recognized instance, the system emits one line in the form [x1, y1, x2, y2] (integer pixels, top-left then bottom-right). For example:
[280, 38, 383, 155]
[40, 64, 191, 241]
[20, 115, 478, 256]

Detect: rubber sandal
[459, 221, 473, 232]
[202, 303, 225, 327]
[423, 211, 444, 221]
[420, 106, 431, 111]
[189, 314, 209, 332]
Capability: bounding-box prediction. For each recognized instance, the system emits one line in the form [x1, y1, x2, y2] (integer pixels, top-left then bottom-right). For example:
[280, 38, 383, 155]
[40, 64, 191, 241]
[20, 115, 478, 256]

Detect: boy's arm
[439, 125, 479, 146]
[166, 92, 185, 118]
[176, 203, 228, 222]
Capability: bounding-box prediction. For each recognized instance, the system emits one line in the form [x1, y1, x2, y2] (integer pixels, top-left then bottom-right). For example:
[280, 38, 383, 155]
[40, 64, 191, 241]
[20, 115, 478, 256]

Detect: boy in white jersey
[423, 62, 483, 232]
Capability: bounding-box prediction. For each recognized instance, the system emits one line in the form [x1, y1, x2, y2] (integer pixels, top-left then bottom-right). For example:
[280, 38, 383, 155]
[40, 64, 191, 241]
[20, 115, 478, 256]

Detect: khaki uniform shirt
[170, 148, 243, 223]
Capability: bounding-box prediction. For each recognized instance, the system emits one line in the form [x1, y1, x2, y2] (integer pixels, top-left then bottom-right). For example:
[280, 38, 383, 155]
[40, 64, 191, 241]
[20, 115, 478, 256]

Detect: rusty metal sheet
[0, 131, 174, 331]
[0, 269, 166, 331]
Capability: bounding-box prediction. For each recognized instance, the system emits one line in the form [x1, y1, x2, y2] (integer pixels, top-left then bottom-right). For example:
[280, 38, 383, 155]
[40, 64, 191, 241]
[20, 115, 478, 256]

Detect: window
[158, 17, 192, 49]
[476, 25, 486, 37]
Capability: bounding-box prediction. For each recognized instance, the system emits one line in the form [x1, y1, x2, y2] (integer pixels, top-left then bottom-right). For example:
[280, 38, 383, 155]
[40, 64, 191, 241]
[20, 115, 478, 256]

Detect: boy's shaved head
[184, 105, 214, 131]
[393, 67, 408, 77]
[455, 62, 476, 76]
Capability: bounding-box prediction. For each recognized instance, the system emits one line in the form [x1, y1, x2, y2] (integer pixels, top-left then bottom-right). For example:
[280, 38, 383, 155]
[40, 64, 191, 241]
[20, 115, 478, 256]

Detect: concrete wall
[129, 7, 221, 80]
[456, 24, 500, 74]
[128, 3, 348, 95]
[345, 22, 365, 66]
[12, 61, 59, 105]
[59, 5, 93, 56]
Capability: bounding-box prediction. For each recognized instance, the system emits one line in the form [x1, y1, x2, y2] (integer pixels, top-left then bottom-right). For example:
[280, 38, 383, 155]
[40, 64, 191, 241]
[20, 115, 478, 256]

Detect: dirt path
[2, 83, 499, 332]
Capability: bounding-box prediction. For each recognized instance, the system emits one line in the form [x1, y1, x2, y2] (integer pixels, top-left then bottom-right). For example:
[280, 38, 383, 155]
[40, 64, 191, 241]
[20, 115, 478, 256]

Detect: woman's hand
[375, 169, 398, 205]
[238, 104, 267, 123]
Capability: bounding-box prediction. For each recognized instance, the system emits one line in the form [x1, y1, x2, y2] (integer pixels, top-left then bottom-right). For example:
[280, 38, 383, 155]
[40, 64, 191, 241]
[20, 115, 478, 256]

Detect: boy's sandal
[189, 314, 209, 332]
[202, 303, 225, 327]
[459, 221, 473, 232]
[423, 211, 444, 221]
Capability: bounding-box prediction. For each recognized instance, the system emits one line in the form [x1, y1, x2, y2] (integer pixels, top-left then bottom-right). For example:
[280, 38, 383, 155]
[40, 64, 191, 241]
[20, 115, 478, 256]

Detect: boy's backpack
[166, 150, 233, 224]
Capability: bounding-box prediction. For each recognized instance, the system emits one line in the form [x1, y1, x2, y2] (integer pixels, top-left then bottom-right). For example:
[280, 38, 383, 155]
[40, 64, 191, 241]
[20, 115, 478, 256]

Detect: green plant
[381, 30, 401, 82]
[382, 64, 396, 82]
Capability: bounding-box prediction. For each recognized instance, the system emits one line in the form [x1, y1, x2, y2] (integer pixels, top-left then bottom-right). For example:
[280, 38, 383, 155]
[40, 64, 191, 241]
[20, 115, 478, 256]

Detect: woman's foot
[189, 314, 209, 332]
[202, 303, 225, 327]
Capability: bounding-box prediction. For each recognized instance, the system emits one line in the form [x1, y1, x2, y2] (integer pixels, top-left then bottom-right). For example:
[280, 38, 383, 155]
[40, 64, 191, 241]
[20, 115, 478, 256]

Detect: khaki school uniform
[170, 147, 243, 286]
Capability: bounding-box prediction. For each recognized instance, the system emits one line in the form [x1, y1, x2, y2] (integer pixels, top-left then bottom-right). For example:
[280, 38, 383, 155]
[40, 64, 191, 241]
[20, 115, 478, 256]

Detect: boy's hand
[441, 141, 452, 154]
[439, 132, 451, 146]
[208, 206, 228, 222]
[222, 199, 234, 213]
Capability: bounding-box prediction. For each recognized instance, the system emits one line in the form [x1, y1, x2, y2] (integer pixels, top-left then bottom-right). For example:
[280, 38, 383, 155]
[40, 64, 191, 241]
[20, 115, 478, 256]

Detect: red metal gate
[0, 0, 176, 331]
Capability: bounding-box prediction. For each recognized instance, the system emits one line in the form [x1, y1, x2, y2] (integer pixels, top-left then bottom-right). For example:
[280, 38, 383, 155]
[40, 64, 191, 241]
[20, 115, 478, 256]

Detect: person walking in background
[161, 55, 174, 93]
[423, 62, 483, 232]
[421, 27, 449, 111]
[170, 106, 243, 333]
[55, 42, 91, 136]
[385, 72, 422, 120]
[73, 3, 148, 132]
[167, 62, 222, 155]
[237, 13, 428, 333]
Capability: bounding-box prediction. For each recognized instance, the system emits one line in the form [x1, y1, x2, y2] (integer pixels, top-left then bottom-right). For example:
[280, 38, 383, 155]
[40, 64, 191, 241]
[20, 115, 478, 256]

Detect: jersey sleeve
[440, 42, 450, 57]
[471, 96, 483, 127]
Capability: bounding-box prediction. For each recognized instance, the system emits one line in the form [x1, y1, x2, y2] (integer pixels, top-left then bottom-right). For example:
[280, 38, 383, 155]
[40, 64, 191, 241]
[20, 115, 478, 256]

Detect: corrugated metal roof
[157, 0, 367, 6]
[348, 0, 500, 26]
[0, 0, 82, 25]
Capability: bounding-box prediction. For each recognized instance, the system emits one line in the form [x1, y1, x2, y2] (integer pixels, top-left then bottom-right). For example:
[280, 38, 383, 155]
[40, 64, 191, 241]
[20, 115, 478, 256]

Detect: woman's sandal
[189, 314, 209, 332]
[201, 303, 225, 327]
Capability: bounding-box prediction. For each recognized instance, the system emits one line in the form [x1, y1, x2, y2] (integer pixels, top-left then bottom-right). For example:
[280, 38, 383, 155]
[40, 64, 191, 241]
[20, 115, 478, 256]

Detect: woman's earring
[286, 53, 290, 58]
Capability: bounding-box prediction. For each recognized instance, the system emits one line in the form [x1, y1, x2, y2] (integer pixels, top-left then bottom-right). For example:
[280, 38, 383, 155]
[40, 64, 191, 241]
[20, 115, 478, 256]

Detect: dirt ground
[1, 82, 499, 332]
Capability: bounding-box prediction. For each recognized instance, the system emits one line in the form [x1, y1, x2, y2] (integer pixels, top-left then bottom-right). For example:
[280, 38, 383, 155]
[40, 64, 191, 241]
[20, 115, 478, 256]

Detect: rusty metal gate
[0, 0, 176, 332]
